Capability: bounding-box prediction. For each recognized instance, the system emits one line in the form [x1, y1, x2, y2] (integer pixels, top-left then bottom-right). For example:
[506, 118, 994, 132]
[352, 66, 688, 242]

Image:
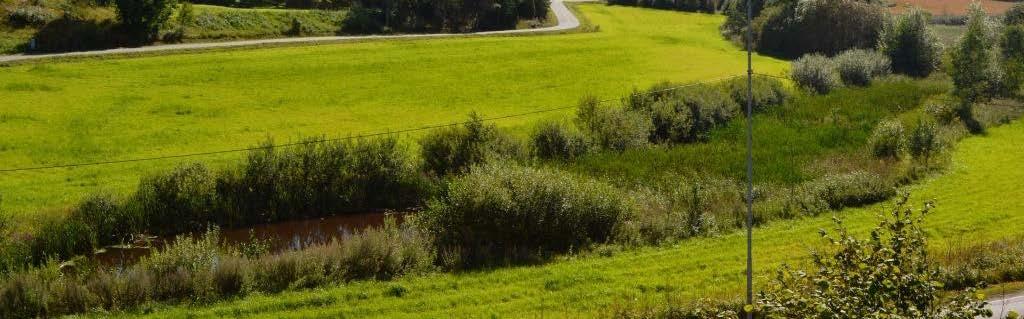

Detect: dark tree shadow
[30, 18, 147, 54]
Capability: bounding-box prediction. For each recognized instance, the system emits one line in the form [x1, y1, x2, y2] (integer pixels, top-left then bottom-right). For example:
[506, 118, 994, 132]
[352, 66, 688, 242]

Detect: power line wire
[0, 74, 743, 173]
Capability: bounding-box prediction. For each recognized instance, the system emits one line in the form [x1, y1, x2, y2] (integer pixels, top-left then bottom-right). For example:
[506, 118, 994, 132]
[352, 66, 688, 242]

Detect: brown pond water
[92, 212, 404, 268]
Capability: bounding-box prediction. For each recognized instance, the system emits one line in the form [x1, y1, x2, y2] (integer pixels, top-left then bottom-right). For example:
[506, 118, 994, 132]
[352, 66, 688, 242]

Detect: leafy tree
[758, 195, 992, 319]
[114, 0, 178, 41]
[949, 2, 1001, 106]
[1002, 25, 1024, 95]
[1007, 2, 1024, 26]
[879, 8, 943, 77]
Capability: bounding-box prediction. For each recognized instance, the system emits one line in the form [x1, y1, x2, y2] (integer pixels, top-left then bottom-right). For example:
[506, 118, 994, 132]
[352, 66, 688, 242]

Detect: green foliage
[723, 76, 788, 113]
[0, 219, 434, 318]
[609, 0, 719, 13]
[530, 120, 589, 160]
[950, 2, 1001, 104]
[421, 163, 631, 267]
[833, 49, 891, 86]
[644, 85, 740, 143]
[419, 113, 523, 176]
[1007, 2, 1024, 26]
[869, 118, 906, 159]
[908, 118, 941, 164]
[758, 196, 992, 319]
[753, 0, 887, 58]
[1002, 25, 1024, 94]
[879, 8, 943, 78]
[801, 171, 893, 210]
[576, 96, 652, 151]
[344, 0, 549, 33]
[791, 54, 840, 94]
[114, 0, 177, 40]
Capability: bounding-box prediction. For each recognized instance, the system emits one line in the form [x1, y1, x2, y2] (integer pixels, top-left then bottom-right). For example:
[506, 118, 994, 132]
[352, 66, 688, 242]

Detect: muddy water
[92, 212, 403, 267]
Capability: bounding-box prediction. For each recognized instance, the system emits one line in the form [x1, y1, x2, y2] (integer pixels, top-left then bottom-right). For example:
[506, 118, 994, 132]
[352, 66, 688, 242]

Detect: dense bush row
[724, 0, 888, 58]
[791, 49, 890, 94]
[343, 0, 550, 33]
[189, 0, 351, 9]
[0, 221, 433, 318]
[421, 163, 632, 267]
[606, 0, 721, 14]
[16, 137, 429, 266]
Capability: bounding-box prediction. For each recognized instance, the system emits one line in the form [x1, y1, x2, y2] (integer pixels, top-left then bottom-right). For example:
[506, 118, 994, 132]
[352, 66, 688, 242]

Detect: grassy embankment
[0, 4, 787, 218]
[125, 115, 1024, 319]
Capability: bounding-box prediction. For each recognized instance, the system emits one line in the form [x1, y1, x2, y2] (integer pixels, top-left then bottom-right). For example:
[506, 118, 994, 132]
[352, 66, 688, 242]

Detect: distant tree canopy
[187, 0, 352, 9]
[750, 0, 888, 58]
[114, 0, 178, 41]
[343, 0, 549, 33]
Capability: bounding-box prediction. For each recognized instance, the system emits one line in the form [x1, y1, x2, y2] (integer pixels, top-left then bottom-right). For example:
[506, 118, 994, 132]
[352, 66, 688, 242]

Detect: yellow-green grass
[122, 117, 1024, 319]
[0, 4, 788, 217]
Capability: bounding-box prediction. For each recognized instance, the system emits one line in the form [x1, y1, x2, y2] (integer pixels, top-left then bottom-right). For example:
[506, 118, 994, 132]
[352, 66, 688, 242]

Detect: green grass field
[0, 4, 787, 217]
[121, 116, 1024, 319]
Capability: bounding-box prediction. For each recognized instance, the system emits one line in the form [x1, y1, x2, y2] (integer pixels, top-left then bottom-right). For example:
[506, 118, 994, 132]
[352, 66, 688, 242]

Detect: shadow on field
[30, 18, 141, 53]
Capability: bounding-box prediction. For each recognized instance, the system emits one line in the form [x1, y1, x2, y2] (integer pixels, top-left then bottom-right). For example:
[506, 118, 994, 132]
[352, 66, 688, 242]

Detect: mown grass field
[0, 3, 788, 216]
[119, 116, 1024, 318]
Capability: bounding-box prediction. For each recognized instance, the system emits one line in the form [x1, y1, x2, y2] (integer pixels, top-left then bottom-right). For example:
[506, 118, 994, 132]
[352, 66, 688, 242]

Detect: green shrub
[758, 197, 991, 318]
[791, 54, 840, 94]
[880, 8, 943, 78]
[114, 0, 178, 41]
[576, 96, 651, 151]
[925, 101, 959, 124]
[754, 0, 887, 58]
[6, 5, 57, 27]
[869, 119, 906, 159]
[950, 3, 1001, 104]
[1007, 3, 1024, 26]
[907, 118, 942, 164]
[724, 76, 788, 113]
[530, 120, 589, 161]
[336, 218, 433, 280]
[1002, 25, 1024, 94]
[419, 113, 523, 176]
[135, 163, 219, 235]
[421, 163, 632, 267]
[0, 272, 47, 319]
[803, 171, 894, 210]
[212, 256, 245, 297]
[833, 49, 891, 86]
[645, 85, 739, 143]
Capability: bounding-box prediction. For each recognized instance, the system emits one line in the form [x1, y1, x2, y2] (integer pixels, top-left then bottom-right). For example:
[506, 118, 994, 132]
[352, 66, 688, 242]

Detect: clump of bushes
[722, 76, 788, 113]
[530, 120, 589, 160]
[791, 54, 840, 94]
[420, 113, 523, 176]
[879, 8, 944, 78]
[949, 2, 1003, 105]
[751, 0, 888, 58]
[869, 119, 906, 159]
[907, 118, 941, 164]
[343, 0, 549, 33]
[644, 86, 739, 143]
[833, 49, 891, 87]
[420, 163, 632, 267]
[576, 96, 652, 151]
[758, 197, 992, 318]
[20, 136, 430, 266]
[802, 171, 893, 210]
[608, 0, 720, 14]
[0, 220, 434, 318]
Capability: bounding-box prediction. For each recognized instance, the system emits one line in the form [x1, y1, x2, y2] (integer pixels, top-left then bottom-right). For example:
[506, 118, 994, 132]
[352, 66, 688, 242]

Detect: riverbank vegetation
[2, 2, 1024, 318]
